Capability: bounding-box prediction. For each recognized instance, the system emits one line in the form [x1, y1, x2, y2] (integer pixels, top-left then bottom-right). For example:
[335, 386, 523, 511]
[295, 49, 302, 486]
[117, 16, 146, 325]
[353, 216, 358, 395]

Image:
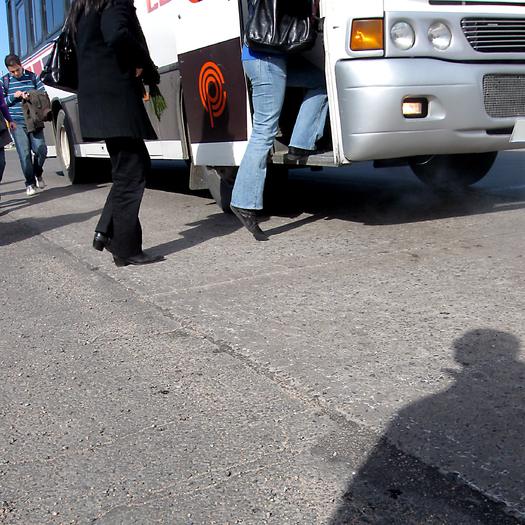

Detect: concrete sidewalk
[1, 151, 524, 523]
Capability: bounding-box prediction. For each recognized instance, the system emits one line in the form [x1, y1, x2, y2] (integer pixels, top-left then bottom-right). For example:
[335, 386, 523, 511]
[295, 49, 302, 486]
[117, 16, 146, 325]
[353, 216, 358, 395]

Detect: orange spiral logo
[199, 62, 227, 128]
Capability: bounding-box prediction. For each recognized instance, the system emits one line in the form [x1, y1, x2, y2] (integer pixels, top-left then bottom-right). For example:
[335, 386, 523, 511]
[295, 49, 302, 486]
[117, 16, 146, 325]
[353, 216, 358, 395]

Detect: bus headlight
[428, 21, 452, 50]
[390, 21, 415, 50]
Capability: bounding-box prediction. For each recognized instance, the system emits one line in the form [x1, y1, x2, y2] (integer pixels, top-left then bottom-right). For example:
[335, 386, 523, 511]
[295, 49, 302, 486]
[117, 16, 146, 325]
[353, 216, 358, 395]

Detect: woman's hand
[9, 121, 17, 131]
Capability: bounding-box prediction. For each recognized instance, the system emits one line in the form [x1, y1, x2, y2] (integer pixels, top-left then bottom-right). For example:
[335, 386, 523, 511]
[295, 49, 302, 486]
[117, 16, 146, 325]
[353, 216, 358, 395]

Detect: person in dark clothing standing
[68, 0, 165, 267]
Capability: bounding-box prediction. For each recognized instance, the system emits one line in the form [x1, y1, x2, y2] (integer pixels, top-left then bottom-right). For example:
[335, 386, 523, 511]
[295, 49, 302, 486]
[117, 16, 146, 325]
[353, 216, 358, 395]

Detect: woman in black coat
[69, 0, 164, 266]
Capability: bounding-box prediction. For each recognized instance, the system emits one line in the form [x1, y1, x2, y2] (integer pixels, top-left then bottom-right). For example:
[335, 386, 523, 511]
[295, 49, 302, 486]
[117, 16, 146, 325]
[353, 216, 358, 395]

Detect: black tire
[55, 109, 91, 184]
[202, 166, 237, 213]
[409, 152, 498, 190]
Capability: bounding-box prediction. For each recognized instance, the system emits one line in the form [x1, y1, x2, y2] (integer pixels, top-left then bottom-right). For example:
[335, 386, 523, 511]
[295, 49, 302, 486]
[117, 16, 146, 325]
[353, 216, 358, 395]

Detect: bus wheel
[409, 152, 498, 190]
[56, 109, 90, 184]
[202, 166, 237, 213]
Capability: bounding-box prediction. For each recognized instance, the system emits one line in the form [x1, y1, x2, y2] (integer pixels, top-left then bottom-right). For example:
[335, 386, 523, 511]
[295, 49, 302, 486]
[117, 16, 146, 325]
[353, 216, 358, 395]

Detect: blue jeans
[231, 55, 328, 210]
[10, 120, 47, 187]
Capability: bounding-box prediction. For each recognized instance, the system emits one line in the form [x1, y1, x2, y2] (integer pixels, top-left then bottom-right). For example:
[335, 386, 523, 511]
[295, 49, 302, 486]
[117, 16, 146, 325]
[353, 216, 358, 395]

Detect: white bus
[7, 0, 525, 210]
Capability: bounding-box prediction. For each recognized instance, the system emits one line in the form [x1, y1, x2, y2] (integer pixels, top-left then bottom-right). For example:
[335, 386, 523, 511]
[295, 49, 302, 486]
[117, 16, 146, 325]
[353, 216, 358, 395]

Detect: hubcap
[59, 127, 70, 170]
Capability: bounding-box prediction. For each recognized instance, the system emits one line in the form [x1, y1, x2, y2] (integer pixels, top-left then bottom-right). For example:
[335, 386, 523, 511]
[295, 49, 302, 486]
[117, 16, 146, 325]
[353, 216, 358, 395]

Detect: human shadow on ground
[328, 329, 525, 524]
[1, 178, 109, 205]
[260, 162, 525, 229]
[0, 195, 32, 216]
[152, 205, 327, 255]
[0, 207, 102, 247]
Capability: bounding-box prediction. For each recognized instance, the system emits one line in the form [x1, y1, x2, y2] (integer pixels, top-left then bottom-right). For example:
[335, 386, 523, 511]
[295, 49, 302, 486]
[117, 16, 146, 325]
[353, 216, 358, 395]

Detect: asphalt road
[1, 148, 524, 524]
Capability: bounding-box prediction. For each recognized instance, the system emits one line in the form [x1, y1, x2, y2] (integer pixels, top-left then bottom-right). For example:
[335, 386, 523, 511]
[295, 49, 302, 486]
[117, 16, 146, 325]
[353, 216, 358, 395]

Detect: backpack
[2, 70, 38, 97]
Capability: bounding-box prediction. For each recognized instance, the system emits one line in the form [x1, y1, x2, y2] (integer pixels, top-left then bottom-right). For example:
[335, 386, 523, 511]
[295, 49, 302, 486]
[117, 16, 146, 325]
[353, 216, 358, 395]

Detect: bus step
[271, 150, 336, 167]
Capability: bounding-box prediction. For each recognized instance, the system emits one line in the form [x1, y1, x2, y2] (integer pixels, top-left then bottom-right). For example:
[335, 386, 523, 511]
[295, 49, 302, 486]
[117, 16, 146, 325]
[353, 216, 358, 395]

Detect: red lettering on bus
[147, 0, 158, 12]
[147, 0, 171, 12]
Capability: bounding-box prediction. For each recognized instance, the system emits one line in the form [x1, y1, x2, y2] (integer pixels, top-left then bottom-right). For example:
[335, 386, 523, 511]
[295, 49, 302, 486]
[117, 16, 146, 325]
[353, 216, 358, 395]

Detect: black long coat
[75, 0, 158, 141]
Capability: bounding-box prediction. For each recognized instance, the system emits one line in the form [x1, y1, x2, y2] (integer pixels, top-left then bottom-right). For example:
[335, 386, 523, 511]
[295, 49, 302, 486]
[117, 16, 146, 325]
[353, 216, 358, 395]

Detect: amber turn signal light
[351, 19, 384, 51]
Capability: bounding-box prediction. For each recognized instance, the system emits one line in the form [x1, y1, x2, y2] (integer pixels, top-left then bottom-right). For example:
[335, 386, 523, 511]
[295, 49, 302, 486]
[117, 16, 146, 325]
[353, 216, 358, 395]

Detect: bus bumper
[335, 58, 525, 162]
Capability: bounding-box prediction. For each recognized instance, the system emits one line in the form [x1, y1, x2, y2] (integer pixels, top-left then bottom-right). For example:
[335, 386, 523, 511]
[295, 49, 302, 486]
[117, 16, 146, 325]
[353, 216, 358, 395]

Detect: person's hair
[68, 0, 115, 39]
[5, 54, 21, 68]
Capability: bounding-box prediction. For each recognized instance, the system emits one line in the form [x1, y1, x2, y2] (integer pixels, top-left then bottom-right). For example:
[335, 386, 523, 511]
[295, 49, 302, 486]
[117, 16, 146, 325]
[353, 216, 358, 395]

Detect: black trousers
[96, 137, 151, 258]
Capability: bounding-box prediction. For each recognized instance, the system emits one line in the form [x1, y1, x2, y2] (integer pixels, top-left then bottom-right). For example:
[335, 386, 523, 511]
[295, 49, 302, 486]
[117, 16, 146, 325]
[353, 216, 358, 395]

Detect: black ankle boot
[286, 146, 317, 162]
[230, 205, 268, 241]
[93, 232, 109, 251]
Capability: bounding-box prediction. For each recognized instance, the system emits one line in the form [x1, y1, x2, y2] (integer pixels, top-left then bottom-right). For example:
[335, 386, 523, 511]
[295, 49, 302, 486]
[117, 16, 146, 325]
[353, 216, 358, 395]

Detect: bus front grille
[483, 75, 525, 118]
[462, 18, 525, 53]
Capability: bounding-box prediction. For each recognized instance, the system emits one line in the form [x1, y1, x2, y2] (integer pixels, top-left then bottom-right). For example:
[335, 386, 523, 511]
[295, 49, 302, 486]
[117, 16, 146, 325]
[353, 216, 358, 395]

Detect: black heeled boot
[286, 146, 317, 161]
[230, 205, 268, 241]
[93, 232, 109, 251]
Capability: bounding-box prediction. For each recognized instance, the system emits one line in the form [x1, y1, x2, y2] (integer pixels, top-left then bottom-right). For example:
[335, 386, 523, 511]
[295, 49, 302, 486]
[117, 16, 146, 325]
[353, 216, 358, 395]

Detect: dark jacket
[75, 0, 158, 141]
[0, 88, 13, 147]
[21, 90, 52, 133]
[0, 118, 10, 148]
